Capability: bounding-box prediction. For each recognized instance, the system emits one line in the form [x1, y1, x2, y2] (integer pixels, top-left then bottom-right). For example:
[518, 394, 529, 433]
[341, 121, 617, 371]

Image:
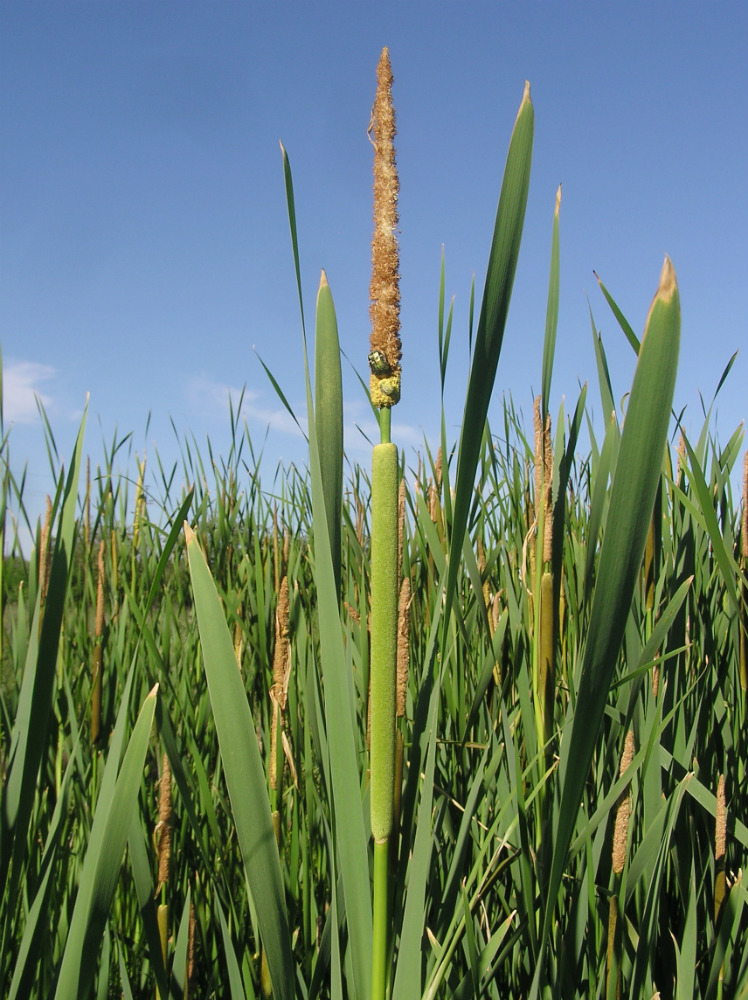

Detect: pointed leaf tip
[644, 256, 679, 331]
[657, 255, 677, 301]
[555, 184, 562, 215]
[183, 522, 195, 546]
[319, 269, 329, 289]
[523, 80, 531, 102]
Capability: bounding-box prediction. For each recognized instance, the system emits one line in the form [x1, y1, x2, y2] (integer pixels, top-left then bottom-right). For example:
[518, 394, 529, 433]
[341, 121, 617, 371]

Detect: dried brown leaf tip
[368, 47, 401, 408]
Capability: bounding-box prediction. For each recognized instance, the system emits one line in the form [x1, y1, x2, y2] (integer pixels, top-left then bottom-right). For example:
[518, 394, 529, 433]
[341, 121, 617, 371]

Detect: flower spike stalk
[368, 46, 402, 431]
[368, 46, 401, 1000]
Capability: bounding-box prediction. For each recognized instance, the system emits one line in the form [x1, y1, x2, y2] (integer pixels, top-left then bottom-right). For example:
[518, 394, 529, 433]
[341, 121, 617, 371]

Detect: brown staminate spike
[39, 496, 53, 610]
[715, 773, 727, 922]
[368, 47, 401, 408]
[742, 451, 747, 559]
[84, 455, 91, 550]
[543, 408, 553, 564]
[95, 539, 106, 639]
[715, 773, 726, 862]
[612, 730, 635, 875]
[273, 577, 291, 710]
[396, 576, 411, 718]
[397, 477, 406, 582]
[157, 753, 173, 886]
[533, 396, 543, 516]
[186, 899, 196, 992]
[91, 539, 106, 746]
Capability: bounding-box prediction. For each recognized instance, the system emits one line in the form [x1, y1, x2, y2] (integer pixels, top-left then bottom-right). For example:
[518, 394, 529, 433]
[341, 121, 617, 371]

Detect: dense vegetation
[1, 57, 746, 1000]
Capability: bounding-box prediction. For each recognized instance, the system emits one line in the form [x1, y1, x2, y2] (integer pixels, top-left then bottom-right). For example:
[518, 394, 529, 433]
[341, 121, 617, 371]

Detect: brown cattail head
[612, 730, 635, 875]
[39, 496, 53, 608]
[427, 447, 444, 531]
[272, 504, 280, 591]
[396, 576, 411, 718]
[533, 397, 553, 563]
[742, 451, 748, 560]
[157, 752, 173, 887]
[542, 410, 553, 563]
[676, 433, 686, 485]
[397, 476, 406, 582]
[84, 455, 91, 550]
[533, 396, 542, 506]
[368, 47, 401, 408]
[715, 773, 726, 862]
[273, 577, 291, 710]
[95, 539, 106, 639]
[269, 577, 291, 792]
[715, 773, 727, 923]
[186, 898, 196, 994]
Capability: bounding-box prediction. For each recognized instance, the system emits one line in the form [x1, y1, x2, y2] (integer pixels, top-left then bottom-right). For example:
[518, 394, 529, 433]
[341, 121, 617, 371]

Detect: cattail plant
[39, 495, 53, 619]
[740, 452, 747, 700]
[91, 539, 105, 748]
[155, 751, 173, 1000]
[367, 45, 401, 1000]
[131, 456, 146, 591]
[534, 395, 555, 757]
[607, 730, 635, 1000]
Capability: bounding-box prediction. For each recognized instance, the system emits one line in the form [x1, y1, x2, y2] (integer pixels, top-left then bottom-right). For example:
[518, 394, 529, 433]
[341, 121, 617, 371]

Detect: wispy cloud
[3, 361, 55, 424]
[185, 376, 306, 437]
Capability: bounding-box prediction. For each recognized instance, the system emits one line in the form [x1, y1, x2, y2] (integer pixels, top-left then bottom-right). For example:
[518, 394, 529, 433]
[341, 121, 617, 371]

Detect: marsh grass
[1, 57, 747, 1000]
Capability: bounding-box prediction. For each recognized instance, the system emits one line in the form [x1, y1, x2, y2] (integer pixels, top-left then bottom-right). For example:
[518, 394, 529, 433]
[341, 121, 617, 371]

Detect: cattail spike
[369, 47, 401, 408]
[612, 731, 635, 875]
[396, 577, 411, 718]
[157, 752, 173, 887]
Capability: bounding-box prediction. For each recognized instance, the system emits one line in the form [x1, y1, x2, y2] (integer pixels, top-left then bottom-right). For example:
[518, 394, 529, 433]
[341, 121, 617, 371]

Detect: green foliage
[0, 78, 746, 1000]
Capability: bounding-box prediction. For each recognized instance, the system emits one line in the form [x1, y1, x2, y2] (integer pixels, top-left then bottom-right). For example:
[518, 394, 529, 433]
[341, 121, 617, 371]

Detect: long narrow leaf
[533, 257, 680, 996]
[185, 526, 294, 1000]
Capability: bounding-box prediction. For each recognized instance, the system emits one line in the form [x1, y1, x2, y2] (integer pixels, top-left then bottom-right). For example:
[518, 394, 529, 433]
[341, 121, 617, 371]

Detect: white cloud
[3, 361, 55, 424]
[185, 376, 306, 437]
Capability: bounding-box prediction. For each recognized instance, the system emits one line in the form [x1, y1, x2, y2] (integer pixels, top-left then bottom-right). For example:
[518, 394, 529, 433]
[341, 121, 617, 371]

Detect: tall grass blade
[315, 271, 344, 595]
[540, 185, 561, 413]
[54, 684, 158, 999]
[1, 406, 87, 910]
[281, 142, 372, 999]
[534, 257, 681, 995]
[185, 526, 294, 1000]
[448, 81, 533, 612]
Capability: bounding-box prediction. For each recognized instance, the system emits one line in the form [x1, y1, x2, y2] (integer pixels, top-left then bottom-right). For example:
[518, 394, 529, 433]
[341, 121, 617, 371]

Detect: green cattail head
[368, 48, 401, 408]
[369, 442, 399, 842]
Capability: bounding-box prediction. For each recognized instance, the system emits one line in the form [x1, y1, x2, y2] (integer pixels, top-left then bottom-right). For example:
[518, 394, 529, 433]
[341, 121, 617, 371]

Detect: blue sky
[1, 4, 746, 547]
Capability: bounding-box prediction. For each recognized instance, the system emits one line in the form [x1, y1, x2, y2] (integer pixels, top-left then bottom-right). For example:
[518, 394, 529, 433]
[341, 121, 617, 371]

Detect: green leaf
[448, 81, 534, 616]
[541, 185, 561, 413]
[54, 684, 158, 999]
[533, 257, 681, 997]
[282, 141, 372, 1000]
[1, 406, 87, 911]
[186, 526, 295, 1000]
[315, 271, 344, 596]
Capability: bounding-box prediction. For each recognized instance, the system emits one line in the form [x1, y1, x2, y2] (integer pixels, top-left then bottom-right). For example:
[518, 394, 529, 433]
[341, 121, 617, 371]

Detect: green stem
[372, 839, 389, 1000]
[370, 441, 398, 1000]
[369, 443, 398, 840]
[379, 406, 391, 445]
